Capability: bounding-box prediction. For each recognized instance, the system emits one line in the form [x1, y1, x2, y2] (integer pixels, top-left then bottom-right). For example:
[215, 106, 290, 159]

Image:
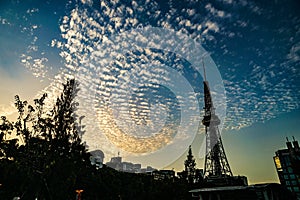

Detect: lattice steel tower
[202, 63, 233, 178]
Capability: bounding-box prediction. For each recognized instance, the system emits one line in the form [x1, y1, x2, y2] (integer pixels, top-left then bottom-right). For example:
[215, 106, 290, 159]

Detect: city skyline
[0, 0, 300, 185]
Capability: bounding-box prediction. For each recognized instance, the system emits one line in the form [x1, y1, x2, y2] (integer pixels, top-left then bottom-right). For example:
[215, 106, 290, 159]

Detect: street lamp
[75, 189, 84, 200]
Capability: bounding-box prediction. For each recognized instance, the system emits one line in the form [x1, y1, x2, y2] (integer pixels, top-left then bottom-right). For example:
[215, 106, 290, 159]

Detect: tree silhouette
[0, 79, 92, 199]
[184, 145, 196, 185]
[0, 79, 192, 200]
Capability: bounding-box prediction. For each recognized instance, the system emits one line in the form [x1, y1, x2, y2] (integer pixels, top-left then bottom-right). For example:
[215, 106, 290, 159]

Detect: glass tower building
[273, 137, 300, 199]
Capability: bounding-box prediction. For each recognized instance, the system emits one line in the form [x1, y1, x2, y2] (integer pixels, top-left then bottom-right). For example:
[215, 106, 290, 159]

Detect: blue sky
[0, 0, 300, 184]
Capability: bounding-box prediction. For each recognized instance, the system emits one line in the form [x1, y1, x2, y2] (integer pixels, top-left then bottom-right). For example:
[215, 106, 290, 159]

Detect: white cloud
[287, 42, 300, 62]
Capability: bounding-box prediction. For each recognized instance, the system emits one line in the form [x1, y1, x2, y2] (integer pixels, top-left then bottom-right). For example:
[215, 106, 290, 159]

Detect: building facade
[106, 156, 157, 173]
[273, 137, 300, 199]
[89, 149, 104, 169]
[190, 183, 297, 200]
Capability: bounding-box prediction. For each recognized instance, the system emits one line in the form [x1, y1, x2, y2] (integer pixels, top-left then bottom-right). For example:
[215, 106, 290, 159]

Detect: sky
[0, 0, 300, 184]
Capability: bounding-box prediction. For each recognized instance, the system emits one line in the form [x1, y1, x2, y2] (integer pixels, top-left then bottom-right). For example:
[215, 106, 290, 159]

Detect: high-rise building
[273, 137, 300, 199]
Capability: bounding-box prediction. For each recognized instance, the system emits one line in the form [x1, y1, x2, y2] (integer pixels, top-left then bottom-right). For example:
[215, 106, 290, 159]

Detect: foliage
[178, 145, 204, 189]
[0, 79, 192, 200]
[184, 145, 197, 184]
[0, 79, 90, 199]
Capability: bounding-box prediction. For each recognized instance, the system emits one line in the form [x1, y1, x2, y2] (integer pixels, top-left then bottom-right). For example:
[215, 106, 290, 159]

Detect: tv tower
[202, 61, 233, 178]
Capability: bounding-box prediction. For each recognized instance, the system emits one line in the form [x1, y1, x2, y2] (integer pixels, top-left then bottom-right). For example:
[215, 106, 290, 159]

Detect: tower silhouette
[202, 62, 232, 178]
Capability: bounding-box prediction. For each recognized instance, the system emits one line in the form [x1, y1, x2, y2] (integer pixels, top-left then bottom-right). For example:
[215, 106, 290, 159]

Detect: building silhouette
[105, 155, 157, 173]
[89, 149, 104, 169]
[273, 137, 300, 199]
[190, 183, 297, 200]
[152, 170, 175, 181]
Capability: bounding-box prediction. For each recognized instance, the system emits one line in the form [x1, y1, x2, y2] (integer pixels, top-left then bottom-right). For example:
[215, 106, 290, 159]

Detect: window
[290, 174, 296, 179]
[274, 156, 282, 170]
[284, 175, 289, 179]
[291, 180, 297, 186]
[284, 156, 291, 165]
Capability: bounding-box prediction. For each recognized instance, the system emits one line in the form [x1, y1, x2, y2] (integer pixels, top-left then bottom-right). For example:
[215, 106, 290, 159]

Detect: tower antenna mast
[202, 59, 207, 82]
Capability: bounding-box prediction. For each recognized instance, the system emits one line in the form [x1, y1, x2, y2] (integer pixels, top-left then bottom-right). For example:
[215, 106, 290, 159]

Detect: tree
[0, 116, 16, 159]
[40, 79, 90, 199]
[0, 79, 195, 199]
[184, 145, 196, 185]
[0, 79, 92, 199]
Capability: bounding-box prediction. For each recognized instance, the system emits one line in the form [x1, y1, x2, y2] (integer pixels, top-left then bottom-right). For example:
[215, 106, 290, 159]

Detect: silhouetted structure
[105, 155, 156, 173]
[202, 65, 232, 179]
[152, 170, 175, 181]
[274, 137, 300, 199]
[89, 149, 104, 169]
[201, 63, 245, 187]
[190, 183, 297, 200]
